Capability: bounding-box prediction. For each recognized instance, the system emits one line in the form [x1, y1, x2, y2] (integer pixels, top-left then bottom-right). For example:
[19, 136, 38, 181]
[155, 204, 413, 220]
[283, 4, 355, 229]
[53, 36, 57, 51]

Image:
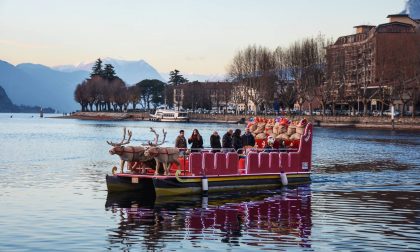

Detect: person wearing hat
[210, 131, 222, 153]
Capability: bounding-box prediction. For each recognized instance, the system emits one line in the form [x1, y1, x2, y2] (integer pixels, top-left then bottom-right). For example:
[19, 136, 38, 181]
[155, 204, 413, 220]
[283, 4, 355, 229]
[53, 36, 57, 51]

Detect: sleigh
[106, 123, 313, 197]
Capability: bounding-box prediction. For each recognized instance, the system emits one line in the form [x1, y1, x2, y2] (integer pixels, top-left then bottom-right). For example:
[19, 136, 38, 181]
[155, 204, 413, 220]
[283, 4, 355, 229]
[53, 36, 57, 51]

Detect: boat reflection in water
[105, 185, 312, 250]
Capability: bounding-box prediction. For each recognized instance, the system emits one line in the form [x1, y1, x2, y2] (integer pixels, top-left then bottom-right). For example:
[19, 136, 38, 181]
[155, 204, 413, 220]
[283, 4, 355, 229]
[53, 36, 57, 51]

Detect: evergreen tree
[90, 58, 103, 77]
[103, 64, 116, 80]
[135, 79, 166, 109]
[168, 69, 188, 85]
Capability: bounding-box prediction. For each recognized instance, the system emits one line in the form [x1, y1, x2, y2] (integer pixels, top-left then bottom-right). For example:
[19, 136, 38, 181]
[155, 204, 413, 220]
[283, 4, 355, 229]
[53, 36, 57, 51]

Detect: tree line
[74, 58, 170, 112]
[229, 32, 420, 116]
[228, 35, 331, 115]
[75, 32, 419, 117]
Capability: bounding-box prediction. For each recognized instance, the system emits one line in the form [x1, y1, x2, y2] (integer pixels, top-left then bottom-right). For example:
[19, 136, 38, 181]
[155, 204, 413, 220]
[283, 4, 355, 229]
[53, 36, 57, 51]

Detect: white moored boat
[151, 109, 189, 122]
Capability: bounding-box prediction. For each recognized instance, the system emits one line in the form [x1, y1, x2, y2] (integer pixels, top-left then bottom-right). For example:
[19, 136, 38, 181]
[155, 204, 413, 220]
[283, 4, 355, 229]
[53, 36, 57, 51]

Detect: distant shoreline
[53, 112, 420, 131]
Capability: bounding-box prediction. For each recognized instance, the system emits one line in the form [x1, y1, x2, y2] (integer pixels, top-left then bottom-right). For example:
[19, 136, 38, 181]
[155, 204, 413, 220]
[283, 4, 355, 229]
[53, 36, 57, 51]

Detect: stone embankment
[62, 112, 420, 130]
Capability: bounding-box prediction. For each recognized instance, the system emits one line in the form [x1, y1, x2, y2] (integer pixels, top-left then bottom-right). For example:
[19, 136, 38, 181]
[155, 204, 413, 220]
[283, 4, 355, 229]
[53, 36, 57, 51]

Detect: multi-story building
[326, 14, 420, 113]
[172, 81, 233, 112]
[173, 81, 259, 113]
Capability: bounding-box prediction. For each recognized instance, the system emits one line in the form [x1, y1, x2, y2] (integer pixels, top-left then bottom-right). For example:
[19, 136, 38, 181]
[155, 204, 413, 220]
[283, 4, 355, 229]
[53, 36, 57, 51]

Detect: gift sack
[256, 133, 266, 139]
[276, 133, 289, 140]
[290, 132, 302, 140]
[296, 126, 305, 135]
[279, 125, 287, 133]
[273, 125, 280, 134]
[287, 125, 296, 136]
[250, 123, 258, 132]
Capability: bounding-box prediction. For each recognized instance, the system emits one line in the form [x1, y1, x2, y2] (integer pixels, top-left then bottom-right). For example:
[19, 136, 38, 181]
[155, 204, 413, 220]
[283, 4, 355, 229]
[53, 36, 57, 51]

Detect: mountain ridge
[0, 58, 166, 112]
[0, 85, 54, 113]
[52, 58, 164, 84]
[1, 57, 226, 112]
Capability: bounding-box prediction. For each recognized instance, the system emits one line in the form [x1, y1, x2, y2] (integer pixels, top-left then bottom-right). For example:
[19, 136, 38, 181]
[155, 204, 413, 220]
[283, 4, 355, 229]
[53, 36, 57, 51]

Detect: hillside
[0, 85, 54, 113]
[0, 58, 164, 112]
[53, 58, 164, 84]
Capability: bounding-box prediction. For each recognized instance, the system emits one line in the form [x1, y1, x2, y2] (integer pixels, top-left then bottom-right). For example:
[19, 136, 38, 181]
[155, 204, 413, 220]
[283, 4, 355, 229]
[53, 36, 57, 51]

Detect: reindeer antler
[107, 127, 132, 147]
[159, 129, 167, 145]
[145, 127, 167, 146]
[149, 127, 159, 145]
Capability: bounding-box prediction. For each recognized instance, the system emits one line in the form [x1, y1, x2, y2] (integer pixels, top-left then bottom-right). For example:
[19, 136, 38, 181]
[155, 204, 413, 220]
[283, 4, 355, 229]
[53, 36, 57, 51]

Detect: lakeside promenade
[61, 112, 420, 131]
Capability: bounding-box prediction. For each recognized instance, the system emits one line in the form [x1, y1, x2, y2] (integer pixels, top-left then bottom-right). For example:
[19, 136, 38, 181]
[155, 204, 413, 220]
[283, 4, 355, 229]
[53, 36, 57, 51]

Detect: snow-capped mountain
[53, 58, 164, 84]
[160, 72, 227, 82]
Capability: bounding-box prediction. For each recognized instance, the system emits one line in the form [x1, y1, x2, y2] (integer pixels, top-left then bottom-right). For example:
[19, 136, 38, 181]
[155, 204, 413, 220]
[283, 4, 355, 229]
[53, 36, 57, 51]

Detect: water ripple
[0, 115, 419, 251]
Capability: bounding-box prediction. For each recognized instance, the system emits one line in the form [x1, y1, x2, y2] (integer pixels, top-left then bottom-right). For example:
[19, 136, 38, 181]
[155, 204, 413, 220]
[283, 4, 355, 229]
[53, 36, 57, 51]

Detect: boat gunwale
[114, 171, 311, 179]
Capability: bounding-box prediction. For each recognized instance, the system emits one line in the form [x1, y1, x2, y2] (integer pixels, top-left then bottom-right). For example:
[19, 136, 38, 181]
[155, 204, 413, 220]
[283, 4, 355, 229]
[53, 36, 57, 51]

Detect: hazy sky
[0, 0, 406, 74]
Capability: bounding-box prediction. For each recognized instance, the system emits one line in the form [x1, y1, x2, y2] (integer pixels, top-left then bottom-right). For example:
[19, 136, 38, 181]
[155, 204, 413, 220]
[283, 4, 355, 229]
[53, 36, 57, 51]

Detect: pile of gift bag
[246, 117, 308, 148]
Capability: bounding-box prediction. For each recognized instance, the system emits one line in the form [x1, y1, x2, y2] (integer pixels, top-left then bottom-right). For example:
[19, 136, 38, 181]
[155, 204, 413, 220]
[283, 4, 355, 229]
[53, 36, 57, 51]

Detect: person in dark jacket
[175, 130, 187, 155]
[241, 127, 255, 147]
[232, 129, 243, 153]
[222, 128, 233, 152]
[188, 129, 203, 152]
[210, 131, 221, 152]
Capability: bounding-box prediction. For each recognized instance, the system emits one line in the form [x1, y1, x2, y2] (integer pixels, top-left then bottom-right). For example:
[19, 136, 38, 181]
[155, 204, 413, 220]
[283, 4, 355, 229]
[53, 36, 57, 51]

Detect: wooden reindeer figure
[143, 128, 180, 176]
[107, 127, 148, 173]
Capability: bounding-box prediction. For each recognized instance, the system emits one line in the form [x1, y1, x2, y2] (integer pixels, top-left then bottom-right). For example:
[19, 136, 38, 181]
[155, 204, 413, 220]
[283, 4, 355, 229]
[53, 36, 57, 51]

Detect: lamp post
[391, 104, 395, 130]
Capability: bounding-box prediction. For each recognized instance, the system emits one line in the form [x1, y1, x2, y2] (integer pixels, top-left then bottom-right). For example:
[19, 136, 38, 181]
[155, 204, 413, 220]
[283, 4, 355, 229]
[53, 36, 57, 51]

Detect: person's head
[234, 129, 241, 136]
[228, 128, 233, 135]
[192, 129, 200, 135]
[245, 128, 251, 134]
[213, 131, 218, 136]
[267, 136, 275, 146]
[179, 130, 184, 135]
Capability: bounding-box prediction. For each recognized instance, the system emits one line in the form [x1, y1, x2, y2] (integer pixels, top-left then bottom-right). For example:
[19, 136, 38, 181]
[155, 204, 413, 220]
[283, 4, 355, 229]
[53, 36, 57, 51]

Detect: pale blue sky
[0, 0, 406, 74]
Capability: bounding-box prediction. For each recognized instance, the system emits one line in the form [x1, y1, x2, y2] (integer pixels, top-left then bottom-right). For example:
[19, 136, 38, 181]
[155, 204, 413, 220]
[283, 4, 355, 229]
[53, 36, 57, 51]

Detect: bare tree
[287, 41, 307, 112]
[127, 85, 141, 110]
[74, 81, 90, 111]
[228, 45, 276, 114]
[326, 46, 348, 115]
[274, 46, 295, 113]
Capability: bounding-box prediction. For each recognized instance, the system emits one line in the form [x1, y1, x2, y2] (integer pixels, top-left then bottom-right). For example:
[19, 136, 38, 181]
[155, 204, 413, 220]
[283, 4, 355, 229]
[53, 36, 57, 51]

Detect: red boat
[106, 123, 313, 197]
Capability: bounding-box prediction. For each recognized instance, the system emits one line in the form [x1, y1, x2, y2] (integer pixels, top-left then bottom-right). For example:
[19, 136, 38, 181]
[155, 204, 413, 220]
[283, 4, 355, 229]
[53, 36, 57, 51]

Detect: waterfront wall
[68, 112, 420, 130]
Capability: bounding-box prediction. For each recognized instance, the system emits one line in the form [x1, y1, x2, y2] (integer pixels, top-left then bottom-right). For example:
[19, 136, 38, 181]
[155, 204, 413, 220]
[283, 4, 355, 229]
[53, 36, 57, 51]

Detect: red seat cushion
[203, 152, 217, 176]
[269, 152, 280, 173]
[258, 152, 270, 173]
[246, 152, 259, 174]
[226, 152, 239, 175]
[189, 153, 203, 176]
[280, 153, 289, 172]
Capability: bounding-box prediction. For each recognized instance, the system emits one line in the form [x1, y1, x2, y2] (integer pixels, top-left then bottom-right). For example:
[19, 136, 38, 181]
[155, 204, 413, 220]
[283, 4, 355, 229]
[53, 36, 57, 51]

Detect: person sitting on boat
[222, 128, 233, 152]
[188, 129, 203, 152]
[241, 127, 255, 149]
[210, 131, 221, 153]
[232, 129, 243, 153]
[263, 136, 275, 152]
[175, 130, 187, 155]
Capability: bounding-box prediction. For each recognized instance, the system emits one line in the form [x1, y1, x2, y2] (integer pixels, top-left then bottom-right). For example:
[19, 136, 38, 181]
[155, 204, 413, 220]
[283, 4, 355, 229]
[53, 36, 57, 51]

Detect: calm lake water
[0, 113, 419, 251]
